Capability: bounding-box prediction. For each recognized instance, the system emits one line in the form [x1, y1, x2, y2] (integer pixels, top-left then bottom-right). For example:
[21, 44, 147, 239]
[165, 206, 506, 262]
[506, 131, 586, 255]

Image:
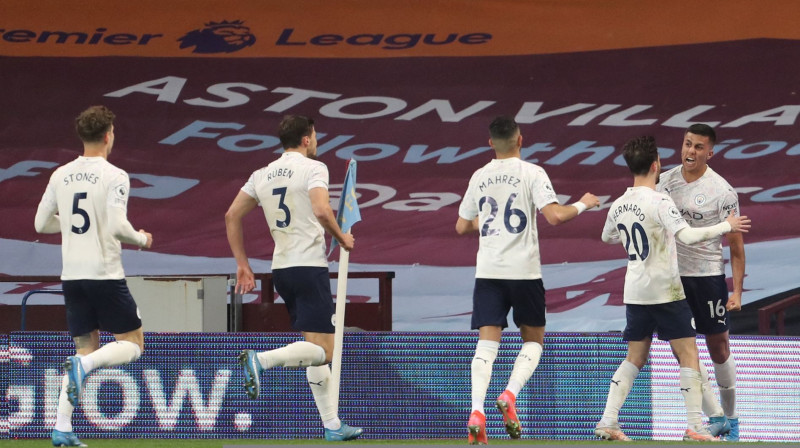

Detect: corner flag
[330, 159, 361, 413]
[330, 159, 361, 254]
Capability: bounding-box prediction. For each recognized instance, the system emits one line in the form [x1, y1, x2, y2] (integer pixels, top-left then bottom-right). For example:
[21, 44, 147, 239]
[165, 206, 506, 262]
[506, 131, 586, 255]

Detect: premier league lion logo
[178, 20, 256, 54]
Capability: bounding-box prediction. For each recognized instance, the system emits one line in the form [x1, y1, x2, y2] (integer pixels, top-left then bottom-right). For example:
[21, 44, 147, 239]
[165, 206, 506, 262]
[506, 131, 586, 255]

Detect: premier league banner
[2, 1, 800, 331]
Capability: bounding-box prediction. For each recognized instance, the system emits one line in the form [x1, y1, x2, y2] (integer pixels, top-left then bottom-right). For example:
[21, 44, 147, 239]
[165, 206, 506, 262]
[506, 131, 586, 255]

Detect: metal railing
[758, 294, 800, 335]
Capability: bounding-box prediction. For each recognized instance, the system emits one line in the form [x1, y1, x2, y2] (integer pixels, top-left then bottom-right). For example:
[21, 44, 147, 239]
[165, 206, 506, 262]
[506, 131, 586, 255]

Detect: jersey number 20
[617, 222, 649, 261]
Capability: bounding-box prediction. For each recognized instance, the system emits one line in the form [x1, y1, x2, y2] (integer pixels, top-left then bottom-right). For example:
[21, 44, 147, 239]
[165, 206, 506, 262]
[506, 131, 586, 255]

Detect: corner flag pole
[330, 159, 361, 414]
[331, 242, 349, 414]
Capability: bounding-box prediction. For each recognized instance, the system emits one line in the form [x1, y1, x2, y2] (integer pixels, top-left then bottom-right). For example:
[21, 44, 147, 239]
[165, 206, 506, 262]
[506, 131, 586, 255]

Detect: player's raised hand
[236, 264, 256, 294]
[579, 192, 601, 210]
[726, 213, 751, 233]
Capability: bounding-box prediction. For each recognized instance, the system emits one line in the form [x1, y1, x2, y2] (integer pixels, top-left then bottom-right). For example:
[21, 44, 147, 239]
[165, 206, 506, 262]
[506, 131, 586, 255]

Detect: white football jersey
[242, 152, 328, 269]
[658, 166, 739, 276]
[38, 156, 132, 280]
[458, 158, 559, 280]
[602, 186, 689, 305]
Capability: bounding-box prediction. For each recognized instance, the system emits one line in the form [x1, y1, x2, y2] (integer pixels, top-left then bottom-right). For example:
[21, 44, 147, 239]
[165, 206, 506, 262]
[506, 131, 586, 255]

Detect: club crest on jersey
[694, 194, 706, 206]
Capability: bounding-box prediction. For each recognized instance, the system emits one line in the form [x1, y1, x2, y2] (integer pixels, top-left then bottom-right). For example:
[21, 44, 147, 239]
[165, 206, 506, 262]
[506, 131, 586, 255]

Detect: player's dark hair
[686, 123, 716, 145]
[279, 115, 315, 149]
[489, 116, 519, 141]
[622, 135, 659, 175]
[75, 105, 115, 143]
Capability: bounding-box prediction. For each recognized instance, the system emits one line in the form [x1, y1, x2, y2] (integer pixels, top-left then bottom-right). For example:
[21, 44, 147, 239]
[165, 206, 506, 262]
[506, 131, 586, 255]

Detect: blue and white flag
[329, 159, 361, 255]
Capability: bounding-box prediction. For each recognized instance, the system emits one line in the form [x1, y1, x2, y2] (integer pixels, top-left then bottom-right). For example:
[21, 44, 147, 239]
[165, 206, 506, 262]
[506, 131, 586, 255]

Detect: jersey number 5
[272, 187, 291, 228]
[71, 192, 91, 234]
[617, 222, 649, 261]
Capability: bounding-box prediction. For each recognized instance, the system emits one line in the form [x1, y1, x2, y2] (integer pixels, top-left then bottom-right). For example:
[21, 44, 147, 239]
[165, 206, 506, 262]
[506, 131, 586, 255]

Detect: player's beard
[306, 153, 318, 160]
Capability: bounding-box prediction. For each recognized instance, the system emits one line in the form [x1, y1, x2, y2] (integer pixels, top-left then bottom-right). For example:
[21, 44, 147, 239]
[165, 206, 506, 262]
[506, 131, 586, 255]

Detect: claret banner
[2, 0, 800, 330]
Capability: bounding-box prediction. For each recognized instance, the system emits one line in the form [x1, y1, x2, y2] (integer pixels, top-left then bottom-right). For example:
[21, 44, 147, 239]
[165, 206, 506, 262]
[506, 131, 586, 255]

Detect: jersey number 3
[272, 187, 291, 228]
[617, 222, 649, 261]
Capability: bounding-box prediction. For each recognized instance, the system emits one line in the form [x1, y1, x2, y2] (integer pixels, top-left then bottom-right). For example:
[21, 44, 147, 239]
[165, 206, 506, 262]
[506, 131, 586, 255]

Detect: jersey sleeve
[107, 171, 131, 210]
[458, 171, 480, 220]
[34, 174, 60, 233]
[241, 172, 259, 203]
[531, 167, 559, 211]
[308, 162, 328, 190]
[657, 196, 689, 235]
[718, 186, 740, 220]
[601, 209, 620, 244]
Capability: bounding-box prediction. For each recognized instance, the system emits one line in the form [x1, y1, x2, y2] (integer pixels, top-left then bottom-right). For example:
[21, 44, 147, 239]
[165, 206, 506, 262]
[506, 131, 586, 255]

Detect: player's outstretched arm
[310, 187, 354, 251]
[540, 193, 601, 226]
[675, 214, 750, 245]
[225, 191, 258, 294]
[726, 213, 751, 233]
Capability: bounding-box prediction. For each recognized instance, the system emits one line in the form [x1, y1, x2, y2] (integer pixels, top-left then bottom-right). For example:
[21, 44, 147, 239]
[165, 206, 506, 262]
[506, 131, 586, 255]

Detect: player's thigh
[681, 275, 729, 335]
[508, 279, 546, 329]
[471, 278, 512, 330]
[62, 280, 101, 339]
[651, 300, 697, 341]
[91, 279, 143, 335]
[274, 267, 335, 333]
[623, 304, 658, 342]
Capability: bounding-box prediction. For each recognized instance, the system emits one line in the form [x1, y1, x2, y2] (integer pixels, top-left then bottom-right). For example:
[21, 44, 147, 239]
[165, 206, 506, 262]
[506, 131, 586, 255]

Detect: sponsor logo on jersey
[178, 20, 256, 54]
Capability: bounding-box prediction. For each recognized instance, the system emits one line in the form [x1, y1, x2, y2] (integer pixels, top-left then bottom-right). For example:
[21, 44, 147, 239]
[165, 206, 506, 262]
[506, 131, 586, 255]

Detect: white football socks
[505, 342, 543, 396]
[680, 367, 704, 430]
[599, 360, 639, 427]
[471, 340, 499, 415]
[54, 374, 74, 432]
[80, 340, 141, 373]
[714, 356, 738, 418]
[697, 362, 725, 418]
[257, 341, 326, 369]
[306, 364, 341, 430]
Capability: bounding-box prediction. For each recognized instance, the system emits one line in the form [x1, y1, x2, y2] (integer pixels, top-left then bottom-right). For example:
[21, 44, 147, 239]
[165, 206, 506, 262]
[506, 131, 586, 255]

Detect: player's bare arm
[310, 187, 354, 251]
[455, 216, 479, 235]
[540, 192, 600, 226]
[224, 190, 258, 294]
[726, 231, 746, 311]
